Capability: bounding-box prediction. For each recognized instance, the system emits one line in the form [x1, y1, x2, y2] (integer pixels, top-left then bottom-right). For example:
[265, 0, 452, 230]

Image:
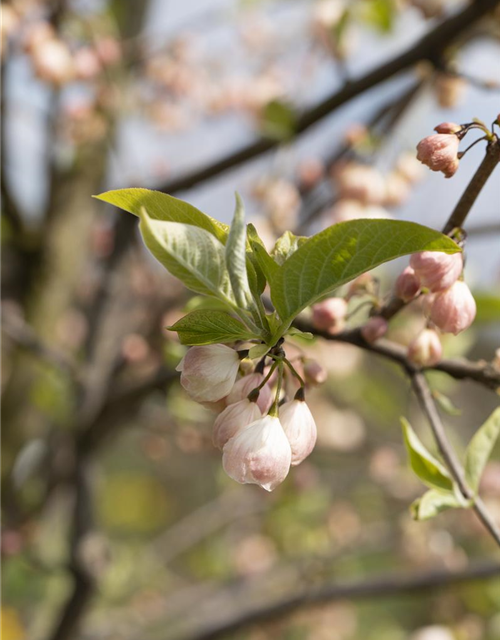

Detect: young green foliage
[167, 309, 255, 346]
[269, 220, 461, 337]
[225, 194, 255, 311]
[95, 190, 461, 347]
[401, 417, 453, 491]
[465, 407, 500, 494]
[410, 489, 463, 521]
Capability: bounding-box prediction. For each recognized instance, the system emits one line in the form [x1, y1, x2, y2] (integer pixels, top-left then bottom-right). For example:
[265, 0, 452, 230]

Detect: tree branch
[182, 562, 500, 640]
[292, 320, 500, 391]
[410, 371, 500, 547]
[153, 0, 499, 196]
[378, 135, 500, 322]
[443, 137, 500, 234]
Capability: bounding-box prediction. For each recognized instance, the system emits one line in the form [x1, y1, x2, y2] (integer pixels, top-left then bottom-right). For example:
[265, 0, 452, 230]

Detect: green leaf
[248, 343, 270, 359]
[272, 231, 308, 266]
[94, 188, 228, 243]
[247, 223, 279, 283]
[260, 100, 296, 142]
[360, 0, 395, 33]
[473, 291, 500, 323]
[138, 208, 236, 305]
[401, 417, 453, 491]
[225, 193, 255, 310]
[432, 390, 462, 416]
[184, 296, 233, 314]
[465, 407, 500, 494]
[287, 327, 315, 341]
[167, 310, 255, 345]
[270, 219, 461, 333]
[411, 489, 463, 521]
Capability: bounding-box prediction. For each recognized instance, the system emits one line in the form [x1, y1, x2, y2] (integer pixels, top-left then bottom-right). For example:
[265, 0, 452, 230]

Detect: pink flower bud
[74, 47, 101, 80]
[434, 122, 461, 134]
[176, 344, 240, 403]
[408, 329, 442, 366]
[361, 317, 388, 343]
[297, 157, 325, 190]
[395, 266, 421, 302]
[416, 134, 460, 178]
[435, 74, 466, 109]
[312, 297, 348, 334]
[395, 152, 425, 185]
[383, 172, 411, 208]
[334, 163, 386, 204]
[95, 37, 122, 66]
[279, 397, 317, 465]
[303, 359, 327, 386]
[429, 281, 476, 335]
[212, 399, 262, 450]
[32, 38, 75, 85]
[222, 415, 292, 491]
[226, 373, 272, 413]
[409, 251, 462, 292]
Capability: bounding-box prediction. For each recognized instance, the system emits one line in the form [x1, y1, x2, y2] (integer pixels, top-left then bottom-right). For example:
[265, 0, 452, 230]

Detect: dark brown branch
[297, 79, 425, 233]
[183, 562, 500, 640]
[46, 459, 94, 640]
[293, 320, 500, 391]
[153, 0, 499, 196]
[443, 137, 500, 234]
[410, 371, 500, 547]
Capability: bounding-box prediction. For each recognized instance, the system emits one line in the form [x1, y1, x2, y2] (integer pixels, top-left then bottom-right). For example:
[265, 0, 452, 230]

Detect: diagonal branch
[292, 320, 500, 391]
[153, 0, 500, 196]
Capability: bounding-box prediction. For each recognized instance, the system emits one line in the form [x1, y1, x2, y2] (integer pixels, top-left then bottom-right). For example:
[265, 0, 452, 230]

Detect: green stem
[268, 361, 284, 417]
[283, 357, 305, 388]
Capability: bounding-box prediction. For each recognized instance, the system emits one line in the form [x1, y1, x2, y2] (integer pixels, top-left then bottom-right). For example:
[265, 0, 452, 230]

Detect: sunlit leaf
[248, 223, 279, 282]
[225, 193, 255, 311]
[270, 219, 460, 334]
[465, 407, 500, 493]
[94, 188, 228, 242]
[401, 417, 453, 491]
[139, 208, 235, 304]
[168, 310, 256, 345]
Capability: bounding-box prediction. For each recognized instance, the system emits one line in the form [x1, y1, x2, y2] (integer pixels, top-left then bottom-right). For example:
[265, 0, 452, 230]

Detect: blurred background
[2, 1, 500, 639]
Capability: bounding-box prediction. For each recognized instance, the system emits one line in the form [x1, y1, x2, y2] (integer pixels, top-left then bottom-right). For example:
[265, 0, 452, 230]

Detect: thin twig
[410, 371, 500, 547]
[379, 136, 500, 321]
[443, 137, 500, 234]
[292, 321, 500, 391]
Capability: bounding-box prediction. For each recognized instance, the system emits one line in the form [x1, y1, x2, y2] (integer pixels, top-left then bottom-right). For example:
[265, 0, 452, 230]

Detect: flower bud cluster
[416, 126, 461, 178]
[22, 21, 121, 87]
[392, 250, 476, 366]
[176, 344, 322, 491]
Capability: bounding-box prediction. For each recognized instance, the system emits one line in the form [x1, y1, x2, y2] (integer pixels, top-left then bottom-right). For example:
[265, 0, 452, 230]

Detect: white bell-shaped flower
[222, 415, 291, 491]
[176, 344, 240, 403]
[279, 392, 317, 465]
[226, 372, 273, 413]
[212, 399, 262, 450]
